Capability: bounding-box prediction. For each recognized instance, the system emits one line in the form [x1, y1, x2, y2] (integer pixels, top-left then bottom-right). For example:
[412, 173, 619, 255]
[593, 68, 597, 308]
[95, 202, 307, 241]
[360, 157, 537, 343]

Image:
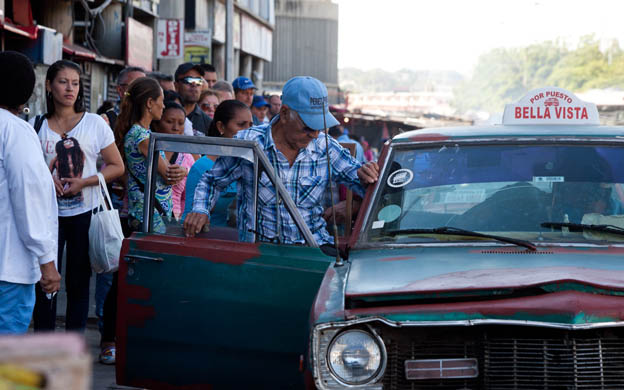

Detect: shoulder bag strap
[95, 173, 114, 211]
[127, 169, 166, 216]
[34, 115, 45, 134]
[169, 152, 179, 165]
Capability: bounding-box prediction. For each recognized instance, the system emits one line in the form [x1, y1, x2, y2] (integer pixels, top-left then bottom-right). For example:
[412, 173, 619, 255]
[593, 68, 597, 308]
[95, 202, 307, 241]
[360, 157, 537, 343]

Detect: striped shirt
[192, 117, 364, 245]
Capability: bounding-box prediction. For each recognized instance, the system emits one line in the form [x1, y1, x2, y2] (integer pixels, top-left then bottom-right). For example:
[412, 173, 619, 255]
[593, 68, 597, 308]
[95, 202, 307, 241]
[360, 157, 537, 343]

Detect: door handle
[124, 255, 164, 263]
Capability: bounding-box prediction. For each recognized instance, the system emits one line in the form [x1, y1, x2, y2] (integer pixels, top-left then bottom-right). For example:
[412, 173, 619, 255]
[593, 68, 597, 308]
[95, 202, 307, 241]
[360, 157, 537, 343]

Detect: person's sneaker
[99, 345, 116, 365]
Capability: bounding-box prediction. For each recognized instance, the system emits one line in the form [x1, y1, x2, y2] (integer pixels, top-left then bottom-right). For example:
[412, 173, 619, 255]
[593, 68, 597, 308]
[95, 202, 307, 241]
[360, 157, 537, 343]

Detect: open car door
[116, 134, 334, 389]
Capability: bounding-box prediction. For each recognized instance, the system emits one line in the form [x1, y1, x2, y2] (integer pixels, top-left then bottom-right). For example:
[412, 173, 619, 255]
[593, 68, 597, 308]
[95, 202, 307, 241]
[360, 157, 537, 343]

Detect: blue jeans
[95, 272, 113, 333]
[0, 281, 35, 334]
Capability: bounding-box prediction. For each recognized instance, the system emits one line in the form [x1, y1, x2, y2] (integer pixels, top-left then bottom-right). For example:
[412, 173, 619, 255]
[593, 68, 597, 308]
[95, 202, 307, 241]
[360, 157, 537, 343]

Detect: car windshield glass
[366, 144, 624, 244]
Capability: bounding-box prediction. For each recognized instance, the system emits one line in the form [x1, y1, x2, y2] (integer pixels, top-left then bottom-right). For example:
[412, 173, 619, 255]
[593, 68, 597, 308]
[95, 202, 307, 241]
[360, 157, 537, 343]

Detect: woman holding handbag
[30, 60, 124, 332]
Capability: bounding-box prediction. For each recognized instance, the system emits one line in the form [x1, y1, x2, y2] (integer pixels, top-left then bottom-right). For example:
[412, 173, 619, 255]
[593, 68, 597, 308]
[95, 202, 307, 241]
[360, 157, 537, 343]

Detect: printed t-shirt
[33, 113, 115, 217]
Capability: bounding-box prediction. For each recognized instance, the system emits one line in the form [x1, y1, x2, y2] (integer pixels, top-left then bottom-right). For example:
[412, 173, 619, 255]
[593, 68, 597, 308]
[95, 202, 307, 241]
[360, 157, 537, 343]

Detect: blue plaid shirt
[192, 117, 364, 245]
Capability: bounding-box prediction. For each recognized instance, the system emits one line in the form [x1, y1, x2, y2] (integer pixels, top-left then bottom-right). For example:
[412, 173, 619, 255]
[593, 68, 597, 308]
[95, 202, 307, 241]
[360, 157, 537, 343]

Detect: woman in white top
[31, 60, 124, 332]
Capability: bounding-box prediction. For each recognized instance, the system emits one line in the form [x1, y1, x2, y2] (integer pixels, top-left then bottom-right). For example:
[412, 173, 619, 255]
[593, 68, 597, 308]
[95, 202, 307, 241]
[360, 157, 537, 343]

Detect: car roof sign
[502, 86, 600, 126]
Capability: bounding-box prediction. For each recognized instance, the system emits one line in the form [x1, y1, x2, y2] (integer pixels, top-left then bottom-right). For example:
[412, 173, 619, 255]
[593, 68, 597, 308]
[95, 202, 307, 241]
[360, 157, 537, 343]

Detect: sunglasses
[201, 103, 219, 110]
[178, 76, 204, 86]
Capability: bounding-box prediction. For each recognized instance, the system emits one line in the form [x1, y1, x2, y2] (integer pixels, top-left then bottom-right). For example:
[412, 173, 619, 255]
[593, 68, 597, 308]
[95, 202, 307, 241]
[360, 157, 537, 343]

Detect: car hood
[344, 245, 624, 324]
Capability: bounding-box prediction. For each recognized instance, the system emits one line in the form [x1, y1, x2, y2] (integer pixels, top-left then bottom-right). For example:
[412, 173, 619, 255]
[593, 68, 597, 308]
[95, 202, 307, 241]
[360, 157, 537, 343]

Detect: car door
[116, 134, 334, 389]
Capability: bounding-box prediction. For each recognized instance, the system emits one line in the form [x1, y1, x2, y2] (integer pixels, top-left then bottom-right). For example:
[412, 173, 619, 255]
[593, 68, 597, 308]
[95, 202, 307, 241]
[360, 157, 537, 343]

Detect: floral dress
[124, 124, 172, 233]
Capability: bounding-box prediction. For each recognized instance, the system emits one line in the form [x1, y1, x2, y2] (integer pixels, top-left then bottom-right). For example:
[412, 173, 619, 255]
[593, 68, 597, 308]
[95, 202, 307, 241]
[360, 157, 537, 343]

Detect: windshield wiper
[386, 226, 537, 251]
[541, 222, 624, 236]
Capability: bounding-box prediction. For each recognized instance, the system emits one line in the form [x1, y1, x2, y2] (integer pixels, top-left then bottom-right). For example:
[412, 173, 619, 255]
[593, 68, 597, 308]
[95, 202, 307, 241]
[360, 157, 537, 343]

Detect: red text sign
[503, 87, 599, 125]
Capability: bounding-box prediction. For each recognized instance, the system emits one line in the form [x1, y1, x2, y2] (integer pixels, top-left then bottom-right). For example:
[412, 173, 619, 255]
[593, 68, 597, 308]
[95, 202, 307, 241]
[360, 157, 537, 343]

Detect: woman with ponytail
[113, 77, 186, 231]
[182, 100, 252, 225]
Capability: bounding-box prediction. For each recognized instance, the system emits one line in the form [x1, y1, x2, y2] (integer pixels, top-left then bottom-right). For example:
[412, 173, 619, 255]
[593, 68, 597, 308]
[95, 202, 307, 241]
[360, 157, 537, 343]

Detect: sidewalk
[54, 267, 138, 389]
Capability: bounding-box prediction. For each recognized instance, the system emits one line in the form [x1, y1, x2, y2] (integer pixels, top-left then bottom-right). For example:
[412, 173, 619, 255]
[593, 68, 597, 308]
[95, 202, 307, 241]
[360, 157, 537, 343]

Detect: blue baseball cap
[281, 76, 338, 131]
[252, 95, 270, 108]
[232, 76, 256, 90]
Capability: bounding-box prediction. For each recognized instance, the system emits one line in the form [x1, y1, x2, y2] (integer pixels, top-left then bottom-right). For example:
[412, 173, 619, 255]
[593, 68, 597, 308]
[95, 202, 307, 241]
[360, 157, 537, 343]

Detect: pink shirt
[172, 153, 195, 220]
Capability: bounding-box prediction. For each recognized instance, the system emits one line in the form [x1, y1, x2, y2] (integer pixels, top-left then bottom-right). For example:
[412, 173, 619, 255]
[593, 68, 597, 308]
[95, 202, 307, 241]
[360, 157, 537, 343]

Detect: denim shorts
[0, 280, 35, 334]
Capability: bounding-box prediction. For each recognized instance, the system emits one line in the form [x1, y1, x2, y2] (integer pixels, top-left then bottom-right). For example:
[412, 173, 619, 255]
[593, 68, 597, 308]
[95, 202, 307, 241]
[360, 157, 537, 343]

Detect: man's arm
[327, 136, 378, 197]
[184, 155, 243, 237]
[5, 126, 60, 292]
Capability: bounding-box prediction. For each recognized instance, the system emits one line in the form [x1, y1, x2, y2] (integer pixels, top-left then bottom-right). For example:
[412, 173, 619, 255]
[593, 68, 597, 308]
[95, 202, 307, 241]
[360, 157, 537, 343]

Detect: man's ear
[279, 104, 290, 119]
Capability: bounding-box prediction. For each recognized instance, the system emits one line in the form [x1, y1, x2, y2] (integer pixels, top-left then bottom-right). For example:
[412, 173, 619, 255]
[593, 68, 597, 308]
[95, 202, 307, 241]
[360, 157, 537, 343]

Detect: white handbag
[89, 173, 124, 273]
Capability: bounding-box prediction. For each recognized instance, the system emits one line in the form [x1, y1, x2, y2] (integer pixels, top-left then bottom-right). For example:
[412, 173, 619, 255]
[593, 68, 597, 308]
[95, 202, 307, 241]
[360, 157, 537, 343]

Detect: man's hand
[357, 161, 379, 185]
[39, 262, 61, 294]
[183, 212, 210, 238]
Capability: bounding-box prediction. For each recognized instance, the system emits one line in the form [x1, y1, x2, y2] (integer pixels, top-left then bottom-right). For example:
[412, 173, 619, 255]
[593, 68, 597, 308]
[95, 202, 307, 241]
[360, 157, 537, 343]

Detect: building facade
[0, 0, 275, 118]
[263, 0, 339, 100]
[183, 0, 274, 87]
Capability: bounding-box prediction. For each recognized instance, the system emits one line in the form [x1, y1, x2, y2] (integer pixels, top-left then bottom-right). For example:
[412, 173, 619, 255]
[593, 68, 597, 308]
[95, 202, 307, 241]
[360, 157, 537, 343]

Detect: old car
[117, 87, 624, 389]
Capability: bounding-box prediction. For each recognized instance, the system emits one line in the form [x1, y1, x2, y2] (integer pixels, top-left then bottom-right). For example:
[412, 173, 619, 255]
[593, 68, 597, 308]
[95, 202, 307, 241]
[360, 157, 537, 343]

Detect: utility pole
[225, 0, 234, 81]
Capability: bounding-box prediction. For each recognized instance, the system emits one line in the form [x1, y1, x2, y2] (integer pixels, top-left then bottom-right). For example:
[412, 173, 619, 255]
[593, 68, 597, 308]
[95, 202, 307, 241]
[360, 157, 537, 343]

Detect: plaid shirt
[192, 117, 364, 245]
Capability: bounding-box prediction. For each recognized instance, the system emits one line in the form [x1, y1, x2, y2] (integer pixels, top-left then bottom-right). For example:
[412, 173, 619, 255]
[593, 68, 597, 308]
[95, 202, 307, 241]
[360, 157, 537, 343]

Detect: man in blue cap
[251, 95, 270, 126]
[232, 76, 257, 107]
[184, 76, 379, 249]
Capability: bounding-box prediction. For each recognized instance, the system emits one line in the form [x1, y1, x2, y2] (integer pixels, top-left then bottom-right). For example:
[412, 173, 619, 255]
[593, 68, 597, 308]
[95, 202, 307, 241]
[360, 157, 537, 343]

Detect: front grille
[380, 325, 624, 390]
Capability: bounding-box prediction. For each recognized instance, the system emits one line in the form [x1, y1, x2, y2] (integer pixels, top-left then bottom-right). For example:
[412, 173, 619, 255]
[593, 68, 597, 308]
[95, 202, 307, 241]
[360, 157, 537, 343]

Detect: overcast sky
[337, 0, 624, 75]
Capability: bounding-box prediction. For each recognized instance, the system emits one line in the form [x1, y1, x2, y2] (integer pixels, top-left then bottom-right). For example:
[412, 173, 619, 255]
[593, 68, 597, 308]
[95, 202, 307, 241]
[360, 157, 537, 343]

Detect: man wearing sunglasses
[185, 76, 379, 253]
[174, 63, 212, 136]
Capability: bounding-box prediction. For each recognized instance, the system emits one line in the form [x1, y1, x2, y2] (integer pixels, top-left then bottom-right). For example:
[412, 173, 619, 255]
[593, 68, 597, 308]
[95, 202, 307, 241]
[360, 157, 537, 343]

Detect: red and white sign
[157, 19, 184, 59]
[502, 87, 599, 125]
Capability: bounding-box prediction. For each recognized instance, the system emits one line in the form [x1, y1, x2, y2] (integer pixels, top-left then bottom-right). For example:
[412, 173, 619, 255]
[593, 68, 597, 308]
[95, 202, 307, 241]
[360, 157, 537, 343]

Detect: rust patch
[312, 266, 336, 323]
[380, 256, 416, 262]
[409, 133, 450, 142]
[133, 234, 261, 266]
[345, 290, 624, 320]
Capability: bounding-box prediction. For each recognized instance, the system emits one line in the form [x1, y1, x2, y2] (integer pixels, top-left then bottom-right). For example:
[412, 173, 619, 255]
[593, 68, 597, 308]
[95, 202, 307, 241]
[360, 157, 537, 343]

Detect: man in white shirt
[0, 51, 60, 334]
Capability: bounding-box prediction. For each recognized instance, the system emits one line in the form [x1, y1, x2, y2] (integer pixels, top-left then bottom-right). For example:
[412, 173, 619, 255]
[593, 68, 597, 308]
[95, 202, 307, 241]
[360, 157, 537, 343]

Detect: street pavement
[33, 255, 138, 390]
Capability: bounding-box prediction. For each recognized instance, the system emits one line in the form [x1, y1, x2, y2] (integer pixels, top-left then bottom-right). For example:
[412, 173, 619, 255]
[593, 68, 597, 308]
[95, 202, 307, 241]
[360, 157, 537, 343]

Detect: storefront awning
[0, 20, 38, 39]
[63, 43, 97, 60]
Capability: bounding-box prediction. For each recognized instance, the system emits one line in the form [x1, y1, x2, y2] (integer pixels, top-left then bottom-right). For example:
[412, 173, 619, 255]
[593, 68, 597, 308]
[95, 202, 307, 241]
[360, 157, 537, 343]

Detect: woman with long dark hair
[30, 59, 124, 332]
[113, 77, 186, 231]
[182, 99, 252, 225]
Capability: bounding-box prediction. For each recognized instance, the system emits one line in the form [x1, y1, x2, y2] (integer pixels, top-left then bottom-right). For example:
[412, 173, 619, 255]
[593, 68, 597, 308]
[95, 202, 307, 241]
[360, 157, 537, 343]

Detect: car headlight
[327, 329, 382, 385]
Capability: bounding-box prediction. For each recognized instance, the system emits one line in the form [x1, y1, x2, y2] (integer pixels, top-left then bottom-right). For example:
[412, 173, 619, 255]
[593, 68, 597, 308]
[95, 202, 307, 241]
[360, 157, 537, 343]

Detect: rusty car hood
[342, 245, 624, 324]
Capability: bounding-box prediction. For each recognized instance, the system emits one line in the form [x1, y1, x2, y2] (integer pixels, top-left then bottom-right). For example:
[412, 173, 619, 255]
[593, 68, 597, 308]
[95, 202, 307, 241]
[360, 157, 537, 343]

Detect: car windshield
[366, 143, 624, 244]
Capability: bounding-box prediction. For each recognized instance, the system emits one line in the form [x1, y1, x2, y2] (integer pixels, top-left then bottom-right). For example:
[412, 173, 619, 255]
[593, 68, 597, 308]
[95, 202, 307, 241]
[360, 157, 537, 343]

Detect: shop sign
[503, 87, 599, 125]
[157, 19, 184, 59]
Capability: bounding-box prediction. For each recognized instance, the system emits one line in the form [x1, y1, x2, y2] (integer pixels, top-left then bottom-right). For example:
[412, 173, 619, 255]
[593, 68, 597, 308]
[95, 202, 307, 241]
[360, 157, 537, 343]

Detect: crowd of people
[0, 51, 379, 370]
